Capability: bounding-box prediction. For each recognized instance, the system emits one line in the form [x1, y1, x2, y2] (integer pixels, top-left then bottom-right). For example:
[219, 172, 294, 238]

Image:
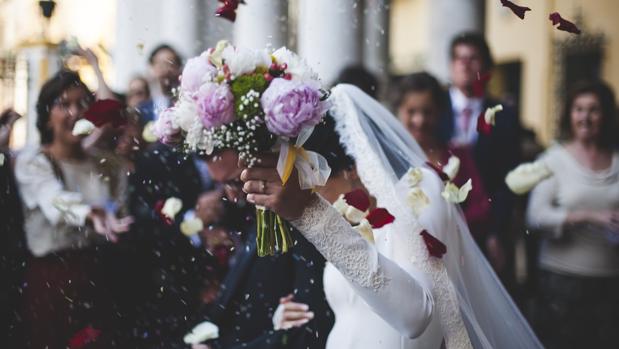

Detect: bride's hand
[272, 294, 314, 330]
[240, 153, 314, 220]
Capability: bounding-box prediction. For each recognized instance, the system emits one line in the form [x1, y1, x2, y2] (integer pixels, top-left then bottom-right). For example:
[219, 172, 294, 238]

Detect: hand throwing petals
[420, 230, 447, 258]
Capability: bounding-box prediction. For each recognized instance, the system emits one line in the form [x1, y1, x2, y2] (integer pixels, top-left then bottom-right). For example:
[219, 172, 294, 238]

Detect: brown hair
[558, 80, 618, 148]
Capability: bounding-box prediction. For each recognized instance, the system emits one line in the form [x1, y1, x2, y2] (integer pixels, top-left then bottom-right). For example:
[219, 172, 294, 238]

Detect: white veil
[327, 84, 543, 349]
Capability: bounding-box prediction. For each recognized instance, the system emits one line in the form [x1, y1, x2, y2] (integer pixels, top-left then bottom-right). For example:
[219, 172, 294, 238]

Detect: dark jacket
[198, 215, 334, 349]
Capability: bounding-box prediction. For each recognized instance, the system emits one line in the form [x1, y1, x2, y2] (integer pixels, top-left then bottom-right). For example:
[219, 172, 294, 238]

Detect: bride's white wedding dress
[289, 85, 543, 349]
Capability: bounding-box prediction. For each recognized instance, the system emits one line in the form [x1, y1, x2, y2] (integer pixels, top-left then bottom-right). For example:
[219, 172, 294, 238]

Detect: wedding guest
[526, 80, 619, 349]
[333, 65, 380, 98]
[440, 32, 522, 275]
[138, 44, 182, 123]
[188, 149, 333, 349]
[1, 108, 21, 152]
[14, 70, 132, 348]
[76, 47, 117, 101]
[127, 76, 151, 109]
[394, 72, 491, 243]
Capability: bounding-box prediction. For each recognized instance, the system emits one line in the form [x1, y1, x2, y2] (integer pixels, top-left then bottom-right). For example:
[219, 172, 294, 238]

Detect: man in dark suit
[439, 32, 522, 281]
[190, 149, 333, 349]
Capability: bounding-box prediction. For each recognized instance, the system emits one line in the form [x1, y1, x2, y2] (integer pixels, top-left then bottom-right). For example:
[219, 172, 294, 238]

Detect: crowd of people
[1, 31, 618, 349]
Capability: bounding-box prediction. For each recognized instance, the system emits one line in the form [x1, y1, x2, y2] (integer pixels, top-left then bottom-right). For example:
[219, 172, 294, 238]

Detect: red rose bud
[476, 111, 493, 135]
[472, 72, 491, 98]
[68, 326, 102, 349]
[264, 73, 273, 82]
[549, 12, 581, 35]
[366, 208, 395, 229]
[500, 0, 531, 20]
[84, 99, 126, 128]
[344, 188, 371, 212]
[420, 230, 447, 258]
[425, 161, 449, 182]
[154, 200, 173, 226]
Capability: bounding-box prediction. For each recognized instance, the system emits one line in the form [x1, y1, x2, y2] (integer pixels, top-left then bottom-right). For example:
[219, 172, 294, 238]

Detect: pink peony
[153, 107, 181, 145]
[261, 78, 328, 138]
[195, 83, 235, 128]
[181, 53, 217, 95]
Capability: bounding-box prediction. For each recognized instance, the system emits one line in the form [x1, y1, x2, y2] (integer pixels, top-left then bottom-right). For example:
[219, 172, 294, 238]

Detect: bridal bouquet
[153, 40, 331, 256]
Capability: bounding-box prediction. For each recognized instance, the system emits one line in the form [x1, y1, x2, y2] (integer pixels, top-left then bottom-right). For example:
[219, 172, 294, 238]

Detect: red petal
[420, 230, 447, 258]
[68, 326, 101, 349]
[476, 111, 493, 135]
[472, 72, 491, 98]
[549, 12, 581, 35]
[84, 99, 126, 128]
[366, 208, 395, 228]
[500, 0, 531, 20]
[425, 161, 449, 181]
[215, 2, 238, 22]
[154, 199, 173, 226]
[344, 189, 371, 212]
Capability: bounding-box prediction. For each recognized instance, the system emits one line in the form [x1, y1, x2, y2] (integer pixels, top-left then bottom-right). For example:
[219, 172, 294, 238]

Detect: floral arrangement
[153, 40, 331, 256]
[333, 189, 395, 243]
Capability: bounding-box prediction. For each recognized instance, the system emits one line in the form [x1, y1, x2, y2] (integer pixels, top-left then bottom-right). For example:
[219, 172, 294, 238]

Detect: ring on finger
[260, 180, 267, 193]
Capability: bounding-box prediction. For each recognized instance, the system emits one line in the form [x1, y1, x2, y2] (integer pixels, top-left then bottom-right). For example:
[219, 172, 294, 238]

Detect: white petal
[442, 156, 461, 181]
[180, 217, 204, 236]
[505, 161, 552, 194]
[142, 121, 158, 143]
[0, 153, 4, 166]
[161, 197, 183, 220]
[72, 119, 96, 136]
[407, 187, 430, 216]
[332, 194, 348, 215]
[441, 179, 473, 204]
[354, 219, 375, 243]
[183, 321, 219, 344]
[484, 104, 503, 126]
[406, 167, 424, 187]
[345, 205, 368, 224]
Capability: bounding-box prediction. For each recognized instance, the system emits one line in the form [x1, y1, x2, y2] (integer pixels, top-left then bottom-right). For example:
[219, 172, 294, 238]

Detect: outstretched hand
[240, 153, 314, 221]
[272, 294, 314, 330]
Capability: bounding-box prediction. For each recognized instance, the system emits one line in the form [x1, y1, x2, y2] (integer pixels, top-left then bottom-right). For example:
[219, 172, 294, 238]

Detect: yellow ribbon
[280, 144, 312, 185]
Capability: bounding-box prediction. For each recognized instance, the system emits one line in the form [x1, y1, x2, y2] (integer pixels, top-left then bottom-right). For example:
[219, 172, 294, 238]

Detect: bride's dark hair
[304, 114, 355, 175]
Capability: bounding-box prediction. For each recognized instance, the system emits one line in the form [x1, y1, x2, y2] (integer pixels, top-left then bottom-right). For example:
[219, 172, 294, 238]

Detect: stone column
[198, 0, 234, 49]
[426, 0, 484, 83]
[234, 0, 288, 50]
[298, 0, 363, 85]
[363, 0, 390, 83]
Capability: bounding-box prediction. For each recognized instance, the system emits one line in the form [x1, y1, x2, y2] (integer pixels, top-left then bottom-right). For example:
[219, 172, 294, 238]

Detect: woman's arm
[526, 176, 568, 239]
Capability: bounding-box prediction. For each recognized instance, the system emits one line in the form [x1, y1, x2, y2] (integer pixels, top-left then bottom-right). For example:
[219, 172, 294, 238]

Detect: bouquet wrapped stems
[256, 207, 293, 257]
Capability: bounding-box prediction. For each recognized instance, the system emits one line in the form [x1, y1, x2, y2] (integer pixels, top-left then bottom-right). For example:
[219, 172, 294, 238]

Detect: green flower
[230, 73, 269, 120]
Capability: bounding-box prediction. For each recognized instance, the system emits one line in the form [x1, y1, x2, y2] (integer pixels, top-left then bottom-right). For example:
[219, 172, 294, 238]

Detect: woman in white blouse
[15, 70, 132, 348]
[526, 81, 619, 348]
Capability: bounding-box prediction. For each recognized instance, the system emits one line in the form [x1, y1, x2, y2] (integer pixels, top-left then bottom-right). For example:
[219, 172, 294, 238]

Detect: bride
[240, 84, 542, 348]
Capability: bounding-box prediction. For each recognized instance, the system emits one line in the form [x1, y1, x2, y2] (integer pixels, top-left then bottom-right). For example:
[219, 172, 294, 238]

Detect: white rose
[180, 217, 204, 237]
[272, 47, 319, 81]
[72, 119, 96, 136]
[222, 46, 271, 78]
[161, 197, 183, 221]
[484, 104, 503, 126]
[441, 179, 473, 204]
[406, 167, 424, 187]
[505, 161, 552, 195]
[174, 96, 199, 132]
[442, 156, 461, 181]
[407, 187, 430, 216]
[354, 219, 375, 243]
[183, 321, 219, 345]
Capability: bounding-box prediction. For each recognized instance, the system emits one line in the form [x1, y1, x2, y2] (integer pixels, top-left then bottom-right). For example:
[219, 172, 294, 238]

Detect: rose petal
[476, 111, 493, 135]
[406, 167, 424, 187]
[332, 194, 348, 215]
[343, 188, 371, 212]
[420, 230, 447, 258]
[71, 119, 96, 136]
[180, 217, 204, 236]
[549, 12, 581, 35]
[500, 0, 531, 20]
[141, 121, 158, 143]
[366, 208, 395, 229]
[505, 160, 552, 194]
[184, 321, 219, 345]
[154, 199, 174, 225]
[345, 205, 368, 225]
[441, 179, 473, 204]
[68, 326, 102, 349]
[407, 187, 430, 216]
[84, 99, 126, 127]
[161, 197, 183, 220]
[472, 72, 491, 98]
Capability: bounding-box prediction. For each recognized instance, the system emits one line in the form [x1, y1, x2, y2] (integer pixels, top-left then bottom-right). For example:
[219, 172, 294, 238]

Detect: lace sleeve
[291, 194, 434, 339]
